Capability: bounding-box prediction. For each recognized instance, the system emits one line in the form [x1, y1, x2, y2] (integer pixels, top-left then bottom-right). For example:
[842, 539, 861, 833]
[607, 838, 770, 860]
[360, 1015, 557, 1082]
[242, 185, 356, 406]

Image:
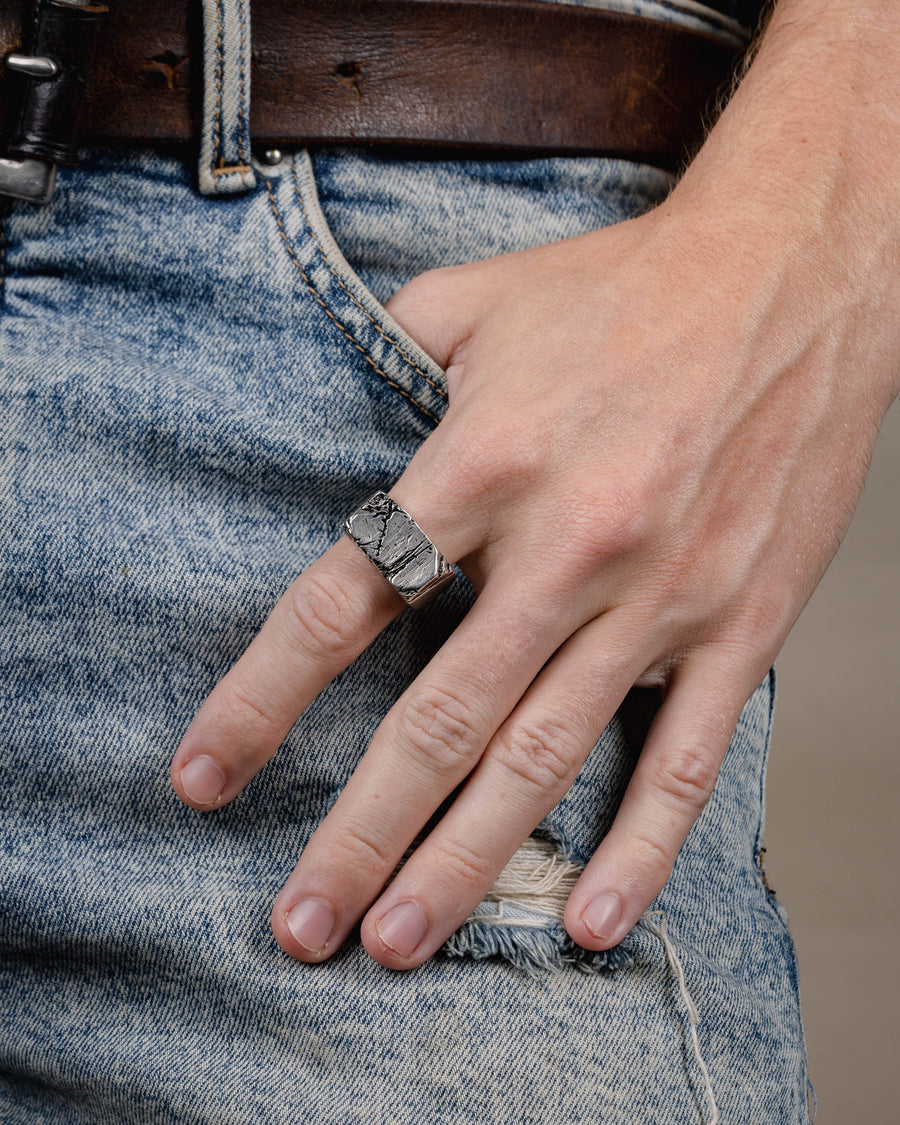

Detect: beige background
[765, 397, 899, 1122]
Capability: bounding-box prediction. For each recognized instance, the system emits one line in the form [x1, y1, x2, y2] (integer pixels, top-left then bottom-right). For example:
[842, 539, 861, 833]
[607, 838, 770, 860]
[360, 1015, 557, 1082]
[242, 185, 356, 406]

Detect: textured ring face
[343, 491, 456, 608]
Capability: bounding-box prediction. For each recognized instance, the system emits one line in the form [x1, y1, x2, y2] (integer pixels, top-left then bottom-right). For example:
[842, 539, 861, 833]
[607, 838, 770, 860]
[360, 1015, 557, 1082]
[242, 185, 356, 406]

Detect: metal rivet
[260, 149, 283, 166]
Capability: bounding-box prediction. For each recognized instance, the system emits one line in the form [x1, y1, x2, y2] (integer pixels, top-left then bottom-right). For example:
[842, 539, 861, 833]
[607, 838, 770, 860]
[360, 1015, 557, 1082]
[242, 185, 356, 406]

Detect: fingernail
[286, 898, 336, 954]
[374, 901, 428, 958]
[180, 755, 226, 805]
[583, 892, 623, 941]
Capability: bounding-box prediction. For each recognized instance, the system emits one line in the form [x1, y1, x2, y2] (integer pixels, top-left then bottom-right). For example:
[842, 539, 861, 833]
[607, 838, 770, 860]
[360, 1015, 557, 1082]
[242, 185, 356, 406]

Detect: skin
[170, 0, 900, 970]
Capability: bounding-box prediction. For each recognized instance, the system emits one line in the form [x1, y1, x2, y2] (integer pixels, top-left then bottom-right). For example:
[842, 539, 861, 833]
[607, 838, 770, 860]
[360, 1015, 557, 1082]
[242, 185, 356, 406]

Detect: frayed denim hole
[440, 836, 634, 976]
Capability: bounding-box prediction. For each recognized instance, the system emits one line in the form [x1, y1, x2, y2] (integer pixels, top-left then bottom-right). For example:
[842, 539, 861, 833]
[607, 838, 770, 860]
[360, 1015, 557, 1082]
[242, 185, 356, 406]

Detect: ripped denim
[0, 1, 809, 1121]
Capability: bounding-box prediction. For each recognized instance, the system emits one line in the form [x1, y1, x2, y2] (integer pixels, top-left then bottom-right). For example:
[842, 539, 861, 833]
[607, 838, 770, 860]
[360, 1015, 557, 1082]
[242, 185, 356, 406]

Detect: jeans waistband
[0, 0, 747, 203]
[198, 0, 744, 195]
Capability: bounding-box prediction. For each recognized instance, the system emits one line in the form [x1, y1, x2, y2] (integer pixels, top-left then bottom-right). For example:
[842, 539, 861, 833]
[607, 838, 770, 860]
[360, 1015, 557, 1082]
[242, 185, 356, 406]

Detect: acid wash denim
[0, 2, 809, 1123]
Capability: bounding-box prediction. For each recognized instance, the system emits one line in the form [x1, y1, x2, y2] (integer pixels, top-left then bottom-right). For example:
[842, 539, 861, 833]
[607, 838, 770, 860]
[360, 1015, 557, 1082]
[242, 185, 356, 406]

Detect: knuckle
[432, 836, 495, 889]
[448, 425, 551, 503]
[562, 480, 648, 570]
[649, 745, 720, 810]
[740, 587, 793, 639]
[492, 716, 578, 797]
[330, 820, 396, 882]
[220, 680, 283, 740]
[628, 831, 676, 888]
[396, 684, 484, 776]
[649, 550, 699, 612]
[285, 570, 364, 660]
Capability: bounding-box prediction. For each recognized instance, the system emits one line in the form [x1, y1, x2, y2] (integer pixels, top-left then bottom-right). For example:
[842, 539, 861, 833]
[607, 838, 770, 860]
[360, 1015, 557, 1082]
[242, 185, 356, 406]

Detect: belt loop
[197, 0, 256, 196]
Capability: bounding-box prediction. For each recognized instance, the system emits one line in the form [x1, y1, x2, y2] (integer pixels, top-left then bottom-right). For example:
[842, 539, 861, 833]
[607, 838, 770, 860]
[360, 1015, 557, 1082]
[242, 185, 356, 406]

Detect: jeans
[0, 2, 808, 1121]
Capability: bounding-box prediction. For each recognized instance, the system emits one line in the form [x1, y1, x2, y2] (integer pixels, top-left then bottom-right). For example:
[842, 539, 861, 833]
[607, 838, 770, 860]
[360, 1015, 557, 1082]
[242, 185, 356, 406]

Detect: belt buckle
[0, 41, 59, 203]
[1, 0, 106, 205]
[0, 153, 57, 203]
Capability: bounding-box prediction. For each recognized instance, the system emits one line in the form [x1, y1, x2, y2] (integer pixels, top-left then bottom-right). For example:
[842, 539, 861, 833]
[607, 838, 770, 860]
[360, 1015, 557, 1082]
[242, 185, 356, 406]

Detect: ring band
[343, 491, 455, 609]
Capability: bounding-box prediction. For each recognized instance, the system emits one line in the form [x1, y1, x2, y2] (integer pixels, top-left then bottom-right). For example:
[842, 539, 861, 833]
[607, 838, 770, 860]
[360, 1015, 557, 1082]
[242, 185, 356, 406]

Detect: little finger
[563, 648, 771, 950]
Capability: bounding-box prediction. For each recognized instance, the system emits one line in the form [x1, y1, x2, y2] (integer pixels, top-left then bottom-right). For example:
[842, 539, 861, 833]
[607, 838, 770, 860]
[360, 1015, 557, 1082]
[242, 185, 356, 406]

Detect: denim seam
[750, 669, 808, 1122]
[263, 176, 441, 426]
[212, 0, 223, 171]
[289, 159, 449, 403]
[752, 667, 783, 911]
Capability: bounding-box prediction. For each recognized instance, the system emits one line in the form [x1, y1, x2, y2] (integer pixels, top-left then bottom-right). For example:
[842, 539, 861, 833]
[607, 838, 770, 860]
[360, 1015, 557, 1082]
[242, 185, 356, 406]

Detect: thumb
[383, 263, 486, 371]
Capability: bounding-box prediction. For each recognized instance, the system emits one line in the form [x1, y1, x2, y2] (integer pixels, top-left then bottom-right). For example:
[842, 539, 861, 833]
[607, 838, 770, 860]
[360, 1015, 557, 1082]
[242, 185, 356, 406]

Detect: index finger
[170, 535, 405, 809]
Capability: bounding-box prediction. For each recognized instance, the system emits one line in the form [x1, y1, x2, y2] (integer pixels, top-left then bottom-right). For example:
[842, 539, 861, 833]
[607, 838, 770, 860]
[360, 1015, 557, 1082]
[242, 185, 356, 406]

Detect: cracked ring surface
[343, 491, 456, 609]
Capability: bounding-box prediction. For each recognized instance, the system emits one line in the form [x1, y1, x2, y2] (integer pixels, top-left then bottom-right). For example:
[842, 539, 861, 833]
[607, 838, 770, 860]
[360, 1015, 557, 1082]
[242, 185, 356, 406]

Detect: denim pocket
[260, 151, 451, 430]
[260, 146, 678, 434]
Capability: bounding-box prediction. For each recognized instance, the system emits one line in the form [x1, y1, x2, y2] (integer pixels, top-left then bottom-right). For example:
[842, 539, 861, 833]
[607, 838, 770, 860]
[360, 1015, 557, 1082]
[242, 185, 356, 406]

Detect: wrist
[654, 0, 900, 412]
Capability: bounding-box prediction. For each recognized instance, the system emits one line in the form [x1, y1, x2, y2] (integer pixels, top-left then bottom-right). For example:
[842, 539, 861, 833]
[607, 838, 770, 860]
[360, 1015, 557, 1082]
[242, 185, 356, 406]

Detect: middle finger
[271, 574, 585, 961]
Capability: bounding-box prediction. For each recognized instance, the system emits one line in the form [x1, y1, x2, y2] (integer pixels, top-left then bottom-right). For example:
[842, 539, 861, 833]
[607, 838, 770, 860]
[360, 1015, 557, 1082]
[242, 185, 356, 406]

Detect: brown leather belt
[0, 0, 742, 177]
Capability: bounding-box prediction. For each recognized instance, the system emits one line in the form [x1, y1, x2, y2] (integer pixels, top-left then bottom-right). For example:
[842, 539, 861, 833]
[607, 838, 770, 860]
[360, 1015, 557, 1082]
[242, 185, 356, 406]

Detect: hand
[169, 180, 896, 969]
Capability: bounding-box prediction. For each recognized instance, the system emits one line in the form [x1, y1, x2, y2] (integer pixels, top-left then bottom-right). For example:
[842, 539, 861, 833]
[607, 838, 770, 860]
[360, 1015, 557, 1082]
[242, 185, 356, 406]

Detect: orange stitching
[236, 0, 248, 186]
[212, 164, 253, 177]
[264, 177, 440, 427]
[290, 160, 449, 402]
[212, 0, 224, 170]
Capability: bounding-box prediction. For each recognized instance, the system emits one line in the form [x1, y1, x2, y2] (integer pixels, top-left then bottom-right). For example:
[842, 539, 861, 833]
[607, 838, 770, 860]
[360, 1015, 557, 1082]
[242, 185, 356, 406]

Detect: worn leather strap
[7, 0, 109, 166]
[0, 0, 743, 170]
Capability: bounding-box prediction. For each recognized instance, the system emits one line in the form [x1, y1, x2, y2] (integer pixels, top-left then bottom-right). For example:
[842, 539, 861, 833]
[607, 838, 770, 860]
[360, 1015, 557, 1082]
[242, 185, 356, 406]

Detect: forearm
[672, 0, 900, 413]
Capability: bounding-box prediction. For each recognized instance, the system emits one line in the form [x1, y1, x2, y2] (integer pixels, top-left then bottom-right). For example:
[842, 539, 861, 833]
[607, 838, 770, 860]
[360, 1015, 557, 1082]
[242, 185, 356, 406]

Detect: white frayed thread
[641, 911, 720, 1125]
[469, 900, 551, 931]
[477, 835, 581, 920]
[396, 835, 578, 924]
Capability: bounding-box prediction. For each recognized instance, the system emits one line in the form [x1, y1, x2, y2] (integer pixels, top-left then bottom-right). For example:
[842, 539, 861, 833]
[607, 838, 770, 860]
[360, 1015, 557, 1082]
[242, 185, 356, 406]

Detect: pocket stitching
[263, 176, 441, 426]
[289, 158, 449, 403]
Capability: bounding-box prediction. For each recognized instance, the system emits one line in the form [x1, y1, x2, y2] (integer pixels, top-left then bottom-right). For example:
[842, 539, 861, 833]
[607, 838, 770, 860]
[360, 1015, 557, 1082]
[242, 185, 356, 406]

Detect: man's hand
[170, 0, 900, 968]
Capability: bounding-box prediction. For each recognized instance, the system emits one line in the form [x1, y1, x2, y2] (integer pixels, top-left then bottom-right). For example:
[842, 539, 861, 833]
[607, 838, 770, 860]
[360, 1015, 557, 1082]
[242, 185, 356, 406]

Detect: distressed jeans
[0, 1, 809, 1121]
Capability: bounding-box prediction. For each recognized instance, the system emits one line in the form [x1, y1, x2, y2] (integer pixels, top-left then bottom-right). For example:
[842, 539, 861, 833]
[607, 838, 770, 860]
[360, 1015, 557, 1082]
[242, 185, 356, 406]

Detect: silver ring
[343, 491, 455, 609]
